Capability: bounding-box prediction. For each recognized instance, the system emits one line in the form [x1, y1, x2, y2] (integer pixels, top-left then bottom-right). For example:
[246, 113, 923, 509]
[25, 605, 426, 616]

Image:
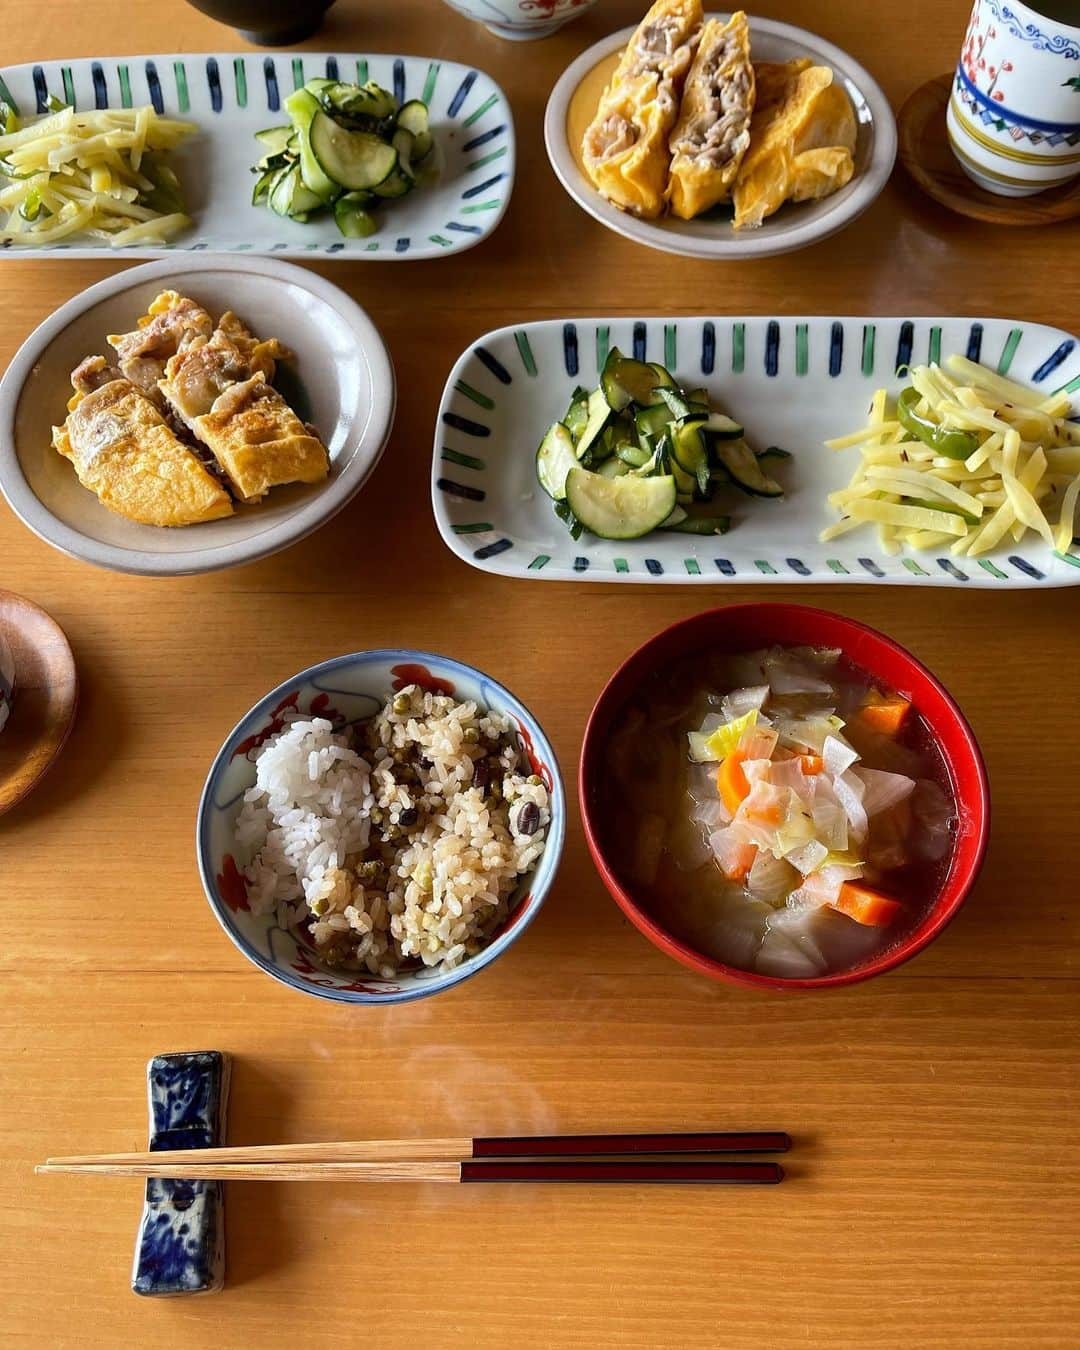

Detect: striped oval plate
[0, 53, 513, 260]
[432, 316, 1080, 588]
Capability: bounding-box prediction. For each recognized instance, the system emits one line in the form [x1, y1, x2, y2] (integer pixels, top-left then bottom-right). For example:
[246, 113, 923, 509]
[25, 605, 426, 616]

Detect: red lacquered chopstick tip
[461, 1160, 784, 1184]
[471, 1132, 791, 1158]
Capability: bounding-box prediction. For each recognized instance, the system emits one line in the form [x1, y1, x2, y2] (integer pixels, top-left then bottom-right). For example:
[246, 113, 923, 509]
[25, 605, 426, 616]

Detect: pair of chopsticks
[38, 1131, 790, 1185]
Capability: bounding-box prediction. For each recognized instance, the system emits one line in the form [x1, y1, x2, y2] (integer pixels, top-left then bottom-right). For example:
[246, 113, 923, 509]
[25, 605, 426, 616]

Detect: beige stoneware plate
[0, 256, 395, 575]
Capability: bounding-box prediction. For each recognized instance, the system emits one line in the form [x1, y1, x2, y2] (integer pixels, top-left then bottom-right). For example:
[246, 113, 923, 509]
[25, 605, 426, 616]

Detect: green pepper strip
[896, 387, 979, 461]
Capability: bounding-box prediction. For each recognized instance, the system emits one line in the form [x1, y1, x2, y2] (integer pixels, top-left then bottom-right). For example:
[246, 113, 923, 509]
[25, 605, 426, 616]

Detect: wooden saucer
[0, 590, 77, 816]
[898, 73, 1080, 226]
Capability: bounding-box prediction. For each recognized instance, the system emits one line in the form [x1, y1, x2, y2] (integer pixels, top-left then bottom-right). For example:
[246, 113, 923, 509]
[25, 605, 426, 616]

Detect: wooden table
[2, 1, 1078, 1345]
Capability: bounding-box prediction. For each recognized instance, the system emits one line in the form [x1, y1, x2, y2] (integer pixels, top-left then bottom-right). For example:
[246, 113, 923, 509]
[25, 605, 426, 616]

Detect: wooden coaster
[0, 590, 77, 816]
[898, 73, 1080, 226]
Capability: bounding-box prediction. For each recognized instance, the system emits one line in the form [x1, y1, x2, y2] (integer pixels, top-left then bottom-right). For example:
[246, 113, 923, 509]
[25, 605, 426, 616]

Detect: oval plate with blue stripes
[432, 316, 1080, 587]
[0, 53, 513, 260]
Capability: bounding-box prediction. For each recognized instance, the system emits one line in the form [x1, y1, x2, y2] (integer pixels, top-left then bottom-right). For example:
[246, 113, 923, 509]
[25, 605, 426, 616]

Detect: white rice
[234, 685, 550, 977]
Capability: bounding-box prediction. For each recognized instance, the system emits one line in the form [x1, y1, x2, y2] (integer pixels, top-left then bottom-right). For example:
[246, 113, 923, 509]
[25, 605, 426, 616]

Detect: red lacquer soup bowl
[579, 604, 990, 991]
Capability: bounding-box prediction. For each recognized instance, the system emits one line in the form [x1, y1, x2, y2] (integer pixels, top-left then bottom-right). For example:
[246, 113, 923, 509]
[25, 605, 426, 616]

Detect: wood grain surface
[1, 2, 1078, 1347]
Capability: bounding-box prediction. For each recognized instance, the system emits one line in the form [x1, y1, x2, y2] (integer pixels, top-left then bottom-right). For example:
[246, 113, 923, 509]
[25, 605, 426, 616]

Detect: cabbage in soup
[603, 645, 958, 979]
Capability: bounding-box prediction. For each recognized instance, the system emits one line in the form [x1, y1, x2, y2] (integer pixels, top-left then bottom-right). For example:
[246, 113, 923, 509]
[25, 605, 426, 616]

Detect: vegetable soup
[602, 645, 958, 979]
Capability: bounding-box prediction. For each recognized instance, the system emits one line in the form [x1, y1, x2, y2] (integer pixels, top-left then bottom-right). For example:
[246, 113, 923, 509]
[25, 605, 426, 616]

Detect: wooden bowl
[0, 590, 77, 816]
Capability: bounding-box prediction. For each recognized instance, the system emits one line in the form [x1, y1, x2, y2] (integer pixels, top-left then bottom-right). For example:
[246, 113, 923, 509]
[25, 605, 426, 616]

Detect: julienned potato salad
[0, 97, 194, 246]
[602, 644, 957, 980]
[823, 353, 1080, 559]
[536, 347, 790, 542]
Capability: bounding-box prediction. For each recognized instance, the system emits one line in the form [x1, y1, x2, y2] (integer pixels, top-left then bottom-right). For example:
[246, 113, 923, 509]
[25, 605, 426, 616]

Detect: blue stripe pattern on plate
[938, 558, 968, 581]
[463, 124, 506, 151]
[966, 323, 983, 362]
[145, 60, 163, 113]
[263, 57, 280, 111]
[447, 221, 482, 234]
[859, 557, 884, 577]
[475, 538, 512, 560]
[447, 71, 477, 118]
[206, 57, 222, 112]
[632, 322, 646, 361]
[563, 323, 579, 376]
[715, 559, 735, 575]
[787, 558, 810, 576]
[462, 173, 505, 199]
[474, 347, 512, 384]
[325, 56, 339, 79]
[896, 321, 914, 372]
[438, 478, 485, 501]
[701, 321, 716, 375]
[91, 61, 108, 107]
[765, 320, 780, 376]
[1009, 555, 1044, 579]
[829, 322, 843, 377]
[573, 556, 589, 572]
[443, 412, 490, 437]
[394, 238, 409, 253]
[1032, 340, 1075, 383]
[32, 65, 47, 112]
[393, 58, 406, 103]
[645, 559, 663, 575]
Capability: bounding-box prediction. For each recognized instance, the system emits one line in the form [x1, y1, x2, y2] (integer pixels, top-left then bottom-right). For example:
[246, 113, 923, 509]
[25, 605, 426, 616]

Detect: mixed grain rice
[235, 685, 550, 976]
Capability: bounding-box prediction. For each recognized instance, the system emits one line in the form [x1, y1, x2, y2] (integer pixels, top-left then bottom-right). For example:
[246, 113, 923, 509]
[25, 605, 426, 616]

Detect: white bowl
[0, 256, 395, 576]
[544, 14, 897, 260]
[439, 0, 598, 42]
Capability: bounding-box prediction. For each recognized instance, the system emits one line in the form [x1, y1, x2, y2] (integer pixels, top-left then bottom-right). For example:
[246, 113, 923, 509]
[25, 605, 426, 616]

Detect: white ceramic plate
[0, 256, 395, 575]
[0, 53, 514, 260]
[432, 315, 1080, 588]
[543, 15, 896, 260]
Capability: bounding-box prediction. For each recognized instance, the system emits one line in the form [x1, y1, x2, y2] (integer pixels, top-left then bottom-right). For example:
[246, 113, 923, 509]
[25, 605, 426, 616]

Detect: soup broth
[602, 645, 958, 979]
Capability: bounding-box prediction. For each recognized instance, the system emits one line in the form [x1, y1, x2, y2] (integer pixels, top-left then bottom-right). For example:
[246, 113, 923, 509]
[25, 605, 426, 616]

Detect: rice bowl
[197, 649, 565, 1004]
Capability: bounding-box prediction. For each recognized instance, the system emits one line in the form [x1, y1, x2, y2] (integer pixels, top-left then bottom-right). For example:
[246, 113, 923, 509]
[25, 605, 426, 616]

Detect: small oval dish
[197, 649, 565, 1005]
[580, 603, 990, 991]
[0, 53, 513, 261]
[544, 14, 896, 260]
[0, 256, 394, 576]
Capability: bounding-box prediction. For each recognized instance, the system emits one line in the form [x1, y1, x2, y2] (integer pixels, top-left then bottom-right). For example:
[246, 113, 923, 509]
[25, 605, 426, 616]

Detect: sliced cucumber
[566, 468, 677, 541]
[713, 440, 784, 498]
[251, 168, 277, 204]
[601, 349, 663, 411]
[391, 128, 416, 169]
[634, 403, 672, 440]
[268, 163, 325, 218]
[603, 415, 636, 455]
[665, 515, 731, 535]
[616, 441, 651, 468]
[648, 362, 678, 391]
[658, 504, 688, 528]
[284, 88, 340, 201]
[757, 445, 792, 462]
[598, 457, 631, 479]
[310, 111, 397, 190]
[657, 387, 703, 422]
[396, 100, 430, 137]
[334, 192, 378, 238]
[536, 423, 578, 501]
[564, 387, 590, 442]
[412, 129, 434, 163]
[553, 499, 584, 539]
[702, 411, 744, 439]
[671, 420, 711, 496]
[575, 388, 611, 462]
[323, 81, 397, 121]
[254, 125, 294, 154]
[372, 168, 413, 199]
[687, 387, 709, 405]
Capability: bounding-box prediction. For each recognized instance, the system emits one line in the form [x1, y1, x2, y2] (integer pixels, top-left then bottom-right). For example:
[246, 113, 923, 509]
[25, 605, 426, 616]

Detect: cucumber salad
[536, 350, 790, 541]
[250, 78, 435, 238]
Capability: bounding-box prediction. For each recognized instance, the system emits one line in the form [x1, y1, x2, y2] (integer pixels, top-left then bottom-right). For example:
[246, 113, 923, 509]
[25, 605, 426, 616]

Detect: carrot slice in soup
[797, 755, 824, 775]
[831, 881, 903, 927]
[719, 841, 758, 882]
[716, 749, 751, 815]
[858, 692, 911, 736]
